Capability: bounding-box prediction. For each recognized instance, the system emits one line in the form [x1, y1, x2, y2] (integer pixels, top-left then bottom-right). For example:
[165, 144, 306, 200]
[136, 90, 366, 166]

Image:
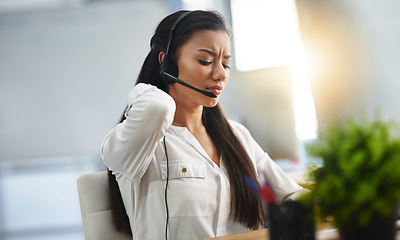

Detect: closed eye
[199, 60, 212, 66]
[199, 60, 230, 70]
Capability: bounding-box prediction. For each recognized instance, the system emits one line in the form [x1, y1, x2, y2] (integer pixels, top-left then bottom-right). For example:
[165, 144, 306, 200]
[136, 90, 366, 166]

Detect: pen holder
[267, 201, 315, 240]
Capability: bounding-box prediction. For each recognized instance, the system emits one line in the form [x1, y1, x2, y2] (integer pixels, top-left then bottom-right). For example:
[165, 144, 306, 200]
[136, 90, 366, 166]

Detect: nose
[212, 62, 229, 81]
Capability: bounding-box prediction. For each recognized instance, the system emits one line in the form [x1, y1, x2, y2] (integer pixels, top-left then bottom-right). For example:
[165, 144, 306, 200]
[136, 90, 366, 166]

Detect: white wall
[357, 0, 400, 121]
[0, 1, 168, 161]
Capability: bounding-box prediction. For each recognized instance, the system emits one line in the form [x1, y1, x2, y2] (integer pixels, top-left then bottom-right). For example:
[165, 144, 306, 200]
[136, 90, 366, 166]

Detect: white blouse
[101, 83, 304, 240]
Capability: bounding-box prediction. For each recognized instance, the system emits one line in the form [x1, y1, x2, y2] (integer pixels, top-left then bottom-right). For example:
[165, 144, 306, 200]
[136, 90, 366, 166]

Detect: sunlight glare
[231, 0, 318, 140]
[231, 0, 299, 71]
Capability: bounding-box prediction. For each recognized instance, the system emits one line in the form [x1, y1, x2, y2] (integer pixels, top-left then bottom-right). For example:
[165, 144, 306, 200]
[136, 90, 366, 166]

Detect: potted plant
[306, 115, 400, 240]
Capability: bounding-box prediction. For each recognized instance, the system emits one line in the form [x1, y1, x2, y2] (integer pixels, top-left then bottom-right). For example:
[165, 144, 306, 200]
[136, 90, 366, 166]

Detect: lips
[207, 85, 223, 96]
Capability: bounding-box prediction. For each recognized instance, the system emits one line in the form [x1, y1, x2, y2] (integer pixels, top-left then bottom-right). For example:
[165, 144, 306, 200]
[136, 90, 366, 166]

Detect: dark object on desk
[339, 205, 398, 240]
[267, 201, 315, 240]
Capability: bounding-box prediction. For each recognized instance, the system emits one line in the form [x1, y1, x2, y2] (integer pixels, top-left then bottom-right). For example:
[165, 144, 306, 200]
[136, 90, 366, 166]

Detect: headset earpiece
[161, 55, 179, 83]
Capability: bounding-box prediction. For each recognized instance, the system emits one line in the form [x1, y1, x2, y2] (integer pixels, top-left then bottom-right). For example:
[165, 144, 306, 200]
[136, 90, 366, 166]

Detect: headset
[159, 11, 217, 98]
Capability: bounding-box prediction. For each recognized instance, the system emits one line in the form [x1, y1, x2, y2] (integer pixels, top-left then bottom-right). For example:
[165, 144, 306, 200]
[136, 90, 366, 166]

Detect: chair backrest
[77, 171, 131, 240]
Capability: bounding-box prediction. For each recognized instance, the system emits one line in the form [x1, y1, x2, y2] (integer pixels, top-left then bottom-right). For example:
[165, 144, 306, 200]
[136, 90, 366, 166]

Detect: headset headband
[163, 11, 192, 63]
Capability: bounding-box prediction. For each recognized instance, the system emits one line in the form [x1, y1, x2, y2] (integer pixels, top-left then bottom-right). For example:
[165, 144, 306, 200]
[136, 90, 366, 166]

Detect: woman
[101, 10, 304, 240]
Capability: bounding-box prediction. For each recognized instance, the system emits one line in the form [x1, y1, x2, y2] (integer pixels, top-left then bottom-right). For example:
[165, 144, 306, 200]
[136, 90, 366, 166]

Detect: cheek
[180, 64, 208, 81]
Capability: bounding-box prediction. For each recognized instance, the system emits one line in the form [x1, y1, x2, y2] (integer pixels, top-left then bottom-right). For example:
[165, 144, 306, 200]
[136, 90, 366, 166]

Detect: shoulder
[228, 119, 252, 140]
[227, 120, 262, 166]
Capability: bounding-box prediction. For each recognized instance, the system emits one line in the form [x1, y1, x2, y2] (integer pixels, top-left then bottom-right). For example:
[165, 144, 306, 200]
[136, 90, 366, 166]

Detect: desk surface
[203, 229, 269, 240]
[203, 221, 400, 240]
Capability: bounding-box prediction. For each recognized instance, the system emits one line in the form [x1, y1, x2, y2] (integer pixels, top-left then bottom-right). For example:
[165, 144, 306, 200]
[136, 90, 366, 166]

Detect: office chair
[77, 171, 131, 240]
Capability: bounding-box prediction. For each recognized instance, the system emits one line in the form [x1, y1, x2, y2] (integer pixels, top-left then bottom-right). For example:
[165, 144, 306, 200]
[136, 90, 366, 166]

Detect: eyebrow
[198, 49, 231, 59]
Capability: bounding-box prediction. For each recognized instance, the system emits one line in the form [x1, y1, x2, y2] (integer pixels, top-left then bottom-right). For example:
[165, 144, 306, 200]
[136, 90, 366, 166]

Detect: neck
[172, 104, 204, 131]
[169, 85, 206, 133]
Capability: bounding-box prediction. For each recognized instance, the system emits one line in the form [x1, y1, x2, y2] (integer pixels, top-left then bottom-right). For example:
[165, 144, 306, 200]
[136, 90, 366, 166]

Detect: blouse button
[182, 167, 187, 173]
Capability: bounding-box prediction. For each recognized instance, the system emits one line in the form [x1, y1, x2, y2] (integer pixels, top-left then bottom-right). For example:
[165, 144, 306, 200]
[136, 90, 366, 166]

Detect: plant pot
[338, 206, 398, 240]
[267, 201, 315, 240]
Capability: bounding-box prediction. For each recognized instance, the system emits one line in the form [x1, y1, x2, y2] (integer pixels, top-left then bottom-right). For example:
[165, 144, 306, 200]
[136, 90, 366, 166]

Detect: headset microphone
[161, 71, 217, 98]
[160, 11, 217, 98]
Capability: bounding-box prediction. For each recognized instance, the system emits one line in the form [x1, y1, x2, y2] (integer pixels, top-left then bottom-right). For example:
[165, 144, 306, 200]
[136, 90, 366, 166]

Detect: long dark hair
[108, 10, 264, 234]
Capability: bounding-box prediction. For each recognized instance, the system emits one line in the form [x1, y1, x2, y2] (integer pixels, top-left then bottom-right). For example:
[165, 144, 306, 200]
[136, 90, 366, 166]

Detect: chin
[203, 99, 219, 108]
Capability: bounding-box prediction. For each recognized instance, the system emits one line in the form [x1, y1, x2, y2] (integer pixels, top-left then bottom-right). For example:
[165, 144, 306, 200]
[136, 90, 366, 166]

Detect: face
[168, 30, 231, 108]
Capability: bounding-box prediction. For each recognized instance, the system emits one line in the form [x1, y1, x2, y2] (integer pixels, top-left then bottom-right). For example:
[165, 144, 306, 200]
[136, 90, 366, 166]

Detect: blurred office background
[0, 0, 399, 239]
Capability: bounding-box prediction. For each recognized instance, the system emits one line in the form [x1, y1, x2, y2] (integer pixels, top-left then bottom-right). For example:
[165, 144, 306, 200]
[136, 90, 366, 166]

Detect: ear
[158, 51, 165, 64]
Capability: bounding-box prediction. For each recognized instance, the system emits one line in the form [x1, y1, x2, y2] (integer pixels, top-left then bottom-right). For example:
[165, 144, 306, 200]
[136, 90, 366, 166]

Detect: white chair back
[77, 171, 131, 240]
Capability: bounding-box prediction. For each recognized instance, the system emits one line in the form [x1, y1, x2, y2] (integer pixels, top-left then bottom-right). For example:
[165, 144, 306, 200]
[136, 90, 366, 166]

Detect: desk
[202, 229, 268, 240]
[203, 221, 400, 240]
[202, 222, 333, 240]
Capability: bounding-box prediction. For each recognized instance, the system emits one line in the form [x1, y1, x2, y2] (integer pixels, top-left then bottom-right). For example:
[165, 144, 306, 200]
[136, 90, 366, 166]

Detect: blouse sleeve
[229, 120, 304, 202]
[101, 83, 176, 179]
